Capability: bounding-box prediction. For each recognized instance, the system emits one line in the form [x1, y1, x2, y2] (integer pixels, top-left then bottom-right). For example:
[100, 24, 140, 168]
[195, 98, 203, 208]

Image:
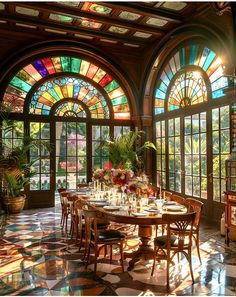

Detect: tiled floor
[0, 204, 236, 296]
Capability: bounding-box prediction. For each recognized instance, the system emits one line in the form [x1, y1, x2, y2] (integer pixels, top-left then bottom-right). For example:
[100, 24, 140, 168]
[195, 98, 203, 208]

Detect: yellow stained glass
[52, 57, 62, 72]
[108, 87, 124, 99]
[54, 85, 64, 99]
[67, 85, 73, 98]
[93, 68, 106, 83]
[80, 60, 90, 76]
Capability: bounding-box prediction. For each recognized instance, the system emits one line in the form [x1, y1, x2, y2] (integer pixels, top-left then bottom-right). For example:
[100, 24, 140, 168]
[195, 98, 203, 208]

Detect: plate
[131, 212, 147, 217]
[146, 208, 160, 213]
[165, 205, 184, 211]
[103, 205, 120, 211]
[163, 201, 177, 206]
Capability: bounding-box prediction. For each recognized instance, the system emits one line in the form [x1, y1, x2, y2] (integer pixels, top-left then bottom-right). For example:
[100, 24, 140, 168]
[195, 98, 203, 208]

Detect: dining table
[77, 192, 189, 270]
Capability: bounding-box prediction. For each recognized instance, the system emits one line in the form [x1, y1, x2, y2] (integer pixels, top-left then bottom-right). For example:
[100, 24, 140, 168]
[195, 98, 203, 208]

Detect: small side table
[225, 191, 236, 245]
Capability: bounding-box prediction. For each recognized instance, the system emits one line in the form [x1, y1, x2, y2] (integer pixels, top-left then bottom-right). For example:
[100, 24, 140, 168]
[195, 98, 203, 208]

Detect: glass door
[55, 121, 87, 190]
[28, 122, 53, 208]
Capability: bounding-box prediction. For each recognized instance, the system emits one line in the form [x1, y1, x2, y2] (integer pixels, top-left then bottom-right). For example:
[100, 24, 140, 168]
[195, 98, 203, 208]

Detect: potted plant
[0, 103, 51, 213]
[101, 130, 156, 174]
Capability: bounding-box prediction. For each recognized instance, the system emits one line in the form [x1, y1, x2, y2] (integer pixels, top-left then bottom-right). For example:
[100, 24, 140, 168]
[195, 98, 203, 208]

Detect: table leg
[125, 225, 154, 270]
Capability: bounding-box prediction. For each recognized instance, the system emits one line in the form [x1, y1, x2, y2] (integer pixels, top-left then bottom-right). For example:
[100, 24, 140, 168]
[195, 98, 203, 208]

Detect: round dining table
[82, 197, 188, 270]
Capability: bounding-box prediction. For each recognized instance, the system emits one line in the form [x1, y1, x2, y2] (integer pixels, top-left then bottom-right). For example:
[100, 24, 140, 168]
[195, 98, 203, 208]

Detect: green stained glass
[111, 95, 128, 105]
[61, 57, 71, 72]
[189, 44, 198, 65]
[71, 58, 81, 73]
[179, 47, 185, 68]
[104, 80, 119, 93]
[4, 55, 130, 119]
[48, 88, 61, 101]
[203, 51, 216, 71]
[154, 44, 228, 115]
[10, 76, 31, 92]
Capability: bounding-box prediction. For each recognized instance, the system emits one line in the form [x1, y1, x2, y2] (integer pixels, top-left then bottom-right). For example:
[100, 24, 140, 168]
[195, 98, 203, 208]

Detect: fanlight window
[30, 76, 109, 119]
[168, 71, 207, 110]
[3, 56, 130, 119]
[154, 44, 228, 114]
[54, 101, 87, 118]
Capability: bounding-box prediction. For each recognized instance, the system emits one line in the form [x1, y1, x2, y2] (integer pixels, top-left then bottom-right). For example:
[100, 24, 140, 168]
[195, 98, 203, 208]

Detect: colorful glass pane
[168, 71, 207, 110]
[3, 56, 130, 119]
[55, 102, 86, 118]
[29, 76, 109, 119]
[154, 44, 228, 114]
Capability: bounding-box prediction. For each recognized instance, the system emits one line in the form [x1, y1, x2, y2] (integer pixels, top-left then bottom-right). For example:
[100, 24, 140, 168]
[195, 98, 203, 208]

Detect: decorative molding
[211, 2, 231, 16]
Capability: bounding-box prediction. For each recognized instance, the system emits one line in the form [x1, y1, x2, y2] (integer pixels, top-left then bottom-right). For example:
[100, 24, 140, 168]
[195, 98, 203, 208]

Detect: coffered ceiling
[0, 2, 210, 50]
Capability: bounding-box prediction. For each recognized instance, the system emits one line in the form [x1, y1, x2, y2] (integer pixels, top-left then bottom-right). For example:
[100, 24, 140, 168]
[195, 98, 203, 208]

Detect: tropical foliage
[101, 131, 156, 173]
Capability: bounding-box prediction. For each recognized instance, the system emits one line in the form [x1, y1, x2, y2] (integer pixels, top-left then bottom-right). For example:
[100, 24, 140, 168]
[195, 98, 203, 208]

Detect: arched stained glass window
[168, 71, 207, 110]
[54, 101, 86, 118]
[30, 76, 110, 119]
[154, 44, 228, 114]
[3, 56, 130, 119]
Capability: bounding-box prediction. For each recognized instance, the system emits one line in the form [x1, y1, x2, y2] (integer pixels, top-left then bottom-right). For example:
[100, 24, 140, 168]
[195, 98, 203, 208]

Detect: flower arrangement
[112, 168, 134, 188]
[93, 168, 113, 186]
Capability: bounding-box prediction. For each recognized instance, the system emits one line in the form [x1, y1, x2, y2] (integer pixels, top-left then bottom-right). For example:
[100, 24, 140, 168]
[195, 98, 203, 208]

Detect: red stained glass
[41, 58, 56, 75]
[86, 64, 99, 79]
[99, 73, 113, 87]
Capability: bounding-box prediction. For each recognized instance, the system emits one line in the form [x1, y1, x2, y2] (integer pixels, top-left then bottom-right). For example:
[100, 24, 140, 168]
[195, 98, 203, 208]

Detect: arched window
[1, 54, 133, 207]
[154, 44, 231, 204]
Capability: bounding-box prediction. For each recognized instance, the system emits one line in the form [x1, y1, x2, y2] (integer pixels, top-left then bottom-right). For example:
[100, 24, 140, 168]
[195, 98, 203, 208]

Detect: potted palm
[101, 130, 156, 174]
[0, 104, 50, 213]
[1, 136, 50, 213]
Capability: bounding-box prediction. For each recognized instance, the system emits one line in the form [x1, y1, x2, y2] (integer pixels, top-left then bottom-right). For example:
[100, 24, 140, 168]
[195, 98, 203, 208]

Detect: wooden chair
[186, 198, 204, 264]
[171, 194, 188, 206]
[59, 191, 70, 232]
[151, 212, 196, 291]
[163, 190, 173, 201]
[83, 207, 125, 276]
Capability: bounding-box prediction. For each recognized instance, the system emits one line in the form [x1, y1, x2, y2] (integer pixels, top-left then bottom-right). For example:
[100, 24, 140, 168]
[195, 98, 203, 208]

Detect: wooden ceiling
[0, 1, 210, 50]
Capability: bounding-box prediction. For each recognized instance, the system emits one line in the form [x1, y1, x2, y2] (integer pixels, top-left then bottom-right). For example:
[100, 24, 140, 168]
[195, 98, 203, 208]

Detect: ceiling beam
[11, 2, 165, 35]
[0, 12, 147, 45]
[102, 2, 183, 23]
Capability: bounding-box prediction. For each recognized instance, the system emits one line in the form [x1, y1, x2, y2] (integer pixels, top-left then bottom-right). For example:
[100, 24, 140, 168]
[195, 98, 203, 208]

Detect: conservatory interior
[0, 1, 236, 296]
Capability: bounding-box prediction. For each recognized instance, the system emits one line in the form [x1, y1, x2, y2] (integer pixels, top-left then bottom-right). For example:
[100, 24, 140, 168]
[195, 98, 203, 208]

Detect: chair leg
[182, 251, 195, 285]
[195, 233, 202, 264]
[166, 256, 170, 292]
[86, 243, 91, 268]
[120, 242, 124, 272]
[94, 245, 98, 277]
[110, 245, 112, 264]
[151, 246, 157, 276]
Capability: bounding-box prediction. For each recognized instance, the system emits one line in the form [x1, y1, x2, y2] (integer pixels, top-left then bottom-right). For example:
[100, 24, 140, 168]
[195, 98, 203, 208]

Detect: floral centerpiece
[93, 168, 113, 187]
[112, 168, 134, 188]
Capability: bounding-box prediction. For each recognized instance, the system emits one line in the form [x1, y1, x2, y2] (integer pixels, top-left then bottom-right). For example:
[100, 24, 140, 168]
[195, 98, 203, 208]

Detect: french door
[156, 104, 230, 205]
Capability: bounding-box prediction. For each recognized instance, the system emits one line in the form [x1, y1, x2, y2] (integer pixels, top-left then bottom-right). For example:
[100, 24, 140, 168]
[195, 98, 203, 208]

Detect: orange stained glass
[93, 68, 106, 83]
[108, 87, 124, 99]
[24, 64, 42, 81]
[86, 64, 99, 79]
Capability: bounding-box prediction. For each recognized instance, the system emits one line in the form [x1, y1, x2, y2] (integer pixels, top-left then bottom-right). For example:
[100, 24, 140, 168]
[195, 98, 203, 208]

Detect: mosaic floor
[0, 204, 236, 296]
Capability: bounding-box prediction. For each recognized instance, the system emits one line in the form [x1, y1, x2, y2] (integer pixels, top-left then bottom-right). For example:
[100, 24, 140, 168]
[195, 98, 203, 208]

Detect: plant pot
[3, 195, 26, 214]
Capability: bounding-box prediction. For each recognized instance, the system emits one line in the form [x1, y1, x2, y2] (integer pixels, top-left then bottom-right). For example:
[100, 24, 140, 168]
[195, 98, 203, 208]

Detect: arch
[53, 99, 89, 118]
[3, 55, 131, 120]
[28, 76, 111, 119]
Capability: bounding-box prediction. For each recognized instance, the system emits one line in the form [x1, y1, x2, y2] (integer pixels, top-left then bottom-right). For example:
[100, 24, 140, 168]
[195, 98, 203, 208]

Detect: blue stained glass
[155, 88, 166, 100]
[159, 82, 168, 93]
[155, 107, 164, 114]
[48, 88, 60, 101]
[169, 104, 179, 111]
[179, 48, 185, 68]
[42, 109, 49, 115]
[73, 85, 80, 97]
[36, 102, 43, 108]
[203, 51, 216, 71]
[212, 89, 225, 99]
[189, 45, 199, 65]
[32, 60, 48, 77]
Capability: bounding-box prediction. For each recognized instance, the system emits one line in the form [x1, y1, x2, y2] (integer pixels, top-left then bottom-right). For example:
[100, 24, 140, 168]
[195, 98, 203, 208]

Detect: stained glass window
[3, 56, 130, 119]
[168, 71, 207, 110]
[154, 44, 228, 114]
[29, 76, 109, 119]
[54, 101, 87, 118]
